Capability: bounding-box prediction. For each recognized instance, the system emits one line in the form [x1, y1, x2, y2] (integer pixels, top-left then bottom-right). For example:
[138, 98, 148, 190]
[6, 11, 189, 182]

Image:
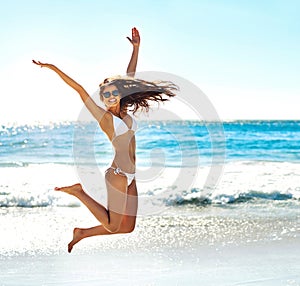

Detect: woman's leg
[55, 168, 128, 233]
[67, 179, 138, 253]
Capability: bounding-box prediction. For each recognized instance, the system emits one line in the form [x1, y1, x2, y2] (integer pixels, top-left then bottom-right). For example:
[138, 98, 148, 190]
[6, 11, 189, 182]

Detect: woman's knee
[120, 222, 136, 233]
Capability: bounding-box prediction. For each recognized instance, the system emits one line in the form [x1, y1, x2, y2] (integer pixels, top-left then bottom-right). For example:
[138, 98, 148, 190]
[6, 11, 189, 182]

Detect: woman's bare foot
[68, 228, 84, 253]
[54, 183, 83, 196]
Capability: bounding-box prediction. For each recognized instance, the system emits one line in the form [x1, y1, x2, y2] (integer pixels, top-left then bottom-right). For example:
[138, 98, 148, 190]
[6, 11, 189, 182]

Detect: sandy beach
[1, 205, 299, 286]
[1, 239, 299, 286]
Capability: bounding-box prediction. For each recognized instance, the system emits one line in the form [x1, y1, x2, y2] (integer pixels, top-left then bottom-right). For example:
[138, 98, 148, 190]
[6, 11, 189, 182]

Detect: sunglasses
[102, 90, 120, 98]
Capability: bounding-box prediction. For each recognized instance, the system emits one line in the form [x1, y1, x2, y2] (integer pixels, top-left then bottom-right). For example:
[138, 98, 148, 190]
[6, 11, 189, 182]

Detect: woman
[33, 27, 177, 253]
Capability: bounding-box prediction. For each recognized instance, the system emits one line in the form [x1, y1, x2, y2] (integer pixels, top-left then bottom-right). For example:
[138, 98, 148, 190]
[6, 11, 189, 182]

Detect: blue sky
[0, 0, 299, 123]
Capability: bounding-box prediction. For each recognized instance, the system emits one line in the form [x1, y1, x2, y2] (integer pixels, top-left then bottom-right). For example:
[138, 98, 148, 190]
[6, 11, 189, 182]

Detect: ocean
[1, 120, 300, 285]
[1, 120, 300, 207]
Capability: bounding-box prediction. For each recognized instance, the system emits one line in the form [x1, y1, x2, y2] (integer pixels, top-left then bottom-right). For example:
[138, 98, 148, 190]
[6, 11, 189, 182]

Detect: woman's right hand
[32, 60, 52, 68]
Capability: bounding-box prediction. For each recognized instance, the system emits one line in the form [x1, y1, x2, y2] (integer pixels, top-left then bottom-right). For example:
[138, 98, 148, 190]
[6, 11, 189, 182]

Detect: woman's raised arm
[32, 60, 108, 123]
[126, 27, 140, 77]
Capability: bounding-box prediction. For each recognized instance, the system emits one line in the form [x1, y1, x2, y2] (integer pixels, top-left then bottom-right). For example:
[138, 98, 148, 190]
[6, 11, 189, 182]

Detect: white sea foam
[0, 161, 299, 210]
[156, 161, 300, 206]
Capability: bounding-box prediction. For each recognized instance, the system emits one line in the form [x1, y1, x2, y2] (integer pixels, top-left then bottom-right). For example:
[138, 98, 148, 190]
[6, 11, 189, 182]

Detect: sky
[0, 0, 299, 124]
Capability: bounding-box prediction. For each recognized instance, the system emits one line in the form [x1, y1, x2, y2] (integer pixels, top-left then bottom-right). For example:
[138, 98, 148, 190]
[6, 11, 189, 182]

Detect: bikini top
[111, 113, 137, 139]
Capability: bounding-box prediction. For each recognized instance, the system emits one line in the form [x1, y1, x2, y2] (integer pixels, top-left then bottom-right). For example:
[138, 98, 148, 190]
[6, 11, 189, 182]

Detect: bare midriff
[111, 131, 136, 174]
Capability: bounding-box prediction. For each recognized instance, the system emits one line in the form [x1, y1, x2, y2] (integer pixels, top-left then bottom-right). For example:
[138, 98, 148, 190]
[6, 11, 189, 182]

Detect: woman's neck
[108, 105, 127, 118]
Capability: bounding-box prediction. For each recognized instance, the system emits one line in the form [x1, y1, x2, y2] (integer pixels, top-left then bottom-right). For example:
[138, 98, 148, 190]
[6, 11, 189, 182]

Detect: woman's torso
[103, 113, 137, 174]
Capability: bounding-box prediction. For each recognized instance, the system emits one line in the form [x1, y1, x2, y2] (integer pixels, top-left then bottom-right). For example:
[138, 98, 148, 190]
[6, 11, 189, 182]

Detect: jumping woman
[33, 27, 177, 253]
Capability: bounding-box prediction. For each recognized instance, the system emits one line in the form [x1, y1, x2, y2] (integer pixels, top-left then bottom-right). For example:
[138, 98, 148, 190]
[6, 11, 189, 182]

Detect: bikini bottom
[106, 167, 135, 186]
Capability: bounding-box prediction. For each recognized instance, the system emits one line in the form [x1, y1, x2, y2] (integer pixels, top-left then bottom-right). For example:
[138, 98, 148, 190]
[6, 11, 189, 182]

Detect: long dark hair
[99, 77, 178, 114]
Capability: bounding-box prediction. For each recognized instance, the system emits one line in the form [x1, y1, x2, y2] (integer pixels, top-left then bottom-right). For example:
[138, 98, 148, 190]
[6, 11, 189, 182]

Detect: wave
[0, 161, 300, 208]
[0, 191, 80, 208]
[0, 192, 55, 208]
[0, 162, 29, 168]
[1, 189, 297, 209]
[166, 189, 296, 206]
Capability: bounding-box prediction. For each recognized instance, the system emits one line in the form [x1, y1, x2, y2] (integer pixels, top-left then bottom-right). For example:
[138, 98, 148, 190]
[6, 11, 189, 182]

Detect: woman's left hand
[126, 27, 140, 47]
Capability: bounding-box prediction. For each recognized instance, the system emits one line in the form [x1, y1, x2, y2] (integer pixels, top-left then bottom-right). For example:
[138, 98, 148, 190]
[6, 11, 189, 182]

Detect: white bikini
[111, 113, 138, 139]
[106, 113, 137, 186]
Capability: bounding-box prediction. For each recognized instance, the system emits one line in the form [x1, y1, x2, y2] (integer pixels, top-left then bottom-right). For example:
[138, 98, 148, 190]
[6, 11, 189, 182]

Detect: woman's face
[101, 84, 121, 108]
